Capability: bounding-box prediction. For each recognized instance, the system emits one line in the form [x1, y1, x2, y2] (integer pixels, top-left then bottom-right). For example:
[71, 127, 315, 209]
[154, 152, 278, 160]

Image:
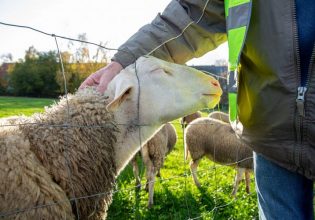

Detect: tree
[0, 53, 13, 64]
[56, 34, 108, 94]
[0, 54, 14, 94]
[10, 47, 60, 97]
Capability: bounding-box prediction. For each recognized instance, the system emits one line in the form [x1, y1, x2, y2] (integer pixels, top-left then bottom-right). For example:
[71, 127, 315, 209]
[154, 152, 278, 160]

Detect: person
[80, 0, 315, 219]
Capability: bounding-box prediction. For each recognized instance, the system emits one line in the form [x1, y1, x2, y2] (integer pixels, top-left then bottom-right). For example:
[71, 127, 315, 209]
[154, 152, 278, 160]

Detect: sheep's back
[208, 111, 229, 123]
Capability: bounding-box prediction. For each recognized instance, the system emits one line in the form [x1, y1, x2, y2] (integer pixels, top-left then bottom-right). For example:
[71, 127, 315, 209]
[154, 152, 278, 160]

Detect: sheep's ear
[106, 86, 132, 112]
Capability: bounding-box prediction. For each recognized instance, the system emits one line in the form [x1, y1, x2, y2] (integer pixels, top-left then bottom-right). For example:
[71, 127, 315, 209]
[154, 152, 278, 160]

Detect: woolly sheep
[180, 111, 202, 128]
[0, 56, 222, 219]
[208, 111, 229, 123]
[184, 117, 253, 196]
[131, 122, 177, 208]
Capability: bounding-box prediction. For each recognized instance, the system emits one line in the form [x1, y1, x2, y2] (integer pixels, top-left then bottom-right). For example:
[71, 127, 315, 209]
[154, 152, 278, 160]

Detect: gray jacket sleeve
[112, 0, 227, 67]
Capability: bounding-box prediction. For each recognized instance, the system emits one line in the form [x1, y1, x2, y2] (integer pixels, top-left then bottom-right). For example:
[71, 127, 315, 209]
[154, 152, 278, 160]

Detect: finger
[96, 70, 118, 94]
[79, 77, 97, 89]
[96, 81, 108, 94]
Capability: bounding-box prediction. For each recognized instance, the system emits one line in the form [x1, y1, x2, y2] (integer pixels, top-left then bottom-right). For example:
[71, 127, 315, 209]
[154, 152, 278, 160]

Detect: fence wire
[0, 19, 257, 220]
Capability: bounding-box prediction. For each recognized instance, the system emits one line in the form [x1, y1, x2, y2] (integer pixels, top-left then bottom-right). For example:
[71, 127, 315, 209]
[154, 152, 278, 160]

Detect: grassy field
[0, 96, 56, 118]
[0, 96, 258, 219]
[108, 118, 258, 220]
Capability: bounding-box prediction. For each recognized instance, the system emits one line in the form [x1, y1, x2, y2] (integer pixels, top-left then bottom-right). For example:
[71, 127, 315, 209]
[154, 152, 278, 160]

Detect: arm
[80, 0, 226, 92]
[112, 0, 227, 67]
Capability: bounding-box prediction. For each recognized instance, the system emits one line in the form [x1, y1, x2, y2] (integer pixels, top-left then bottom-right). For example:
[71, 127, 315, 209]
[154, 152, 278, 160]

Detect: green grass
[0, 96, 56, 118]
[0, 97, 258, 219]
[108, 116, 258, 220]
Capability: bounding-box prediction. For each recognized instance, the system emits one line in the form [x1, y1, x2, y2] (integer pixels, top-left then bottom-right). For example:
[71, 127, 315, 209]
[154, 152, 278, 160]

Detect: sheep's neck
[113, 120, 160, 175]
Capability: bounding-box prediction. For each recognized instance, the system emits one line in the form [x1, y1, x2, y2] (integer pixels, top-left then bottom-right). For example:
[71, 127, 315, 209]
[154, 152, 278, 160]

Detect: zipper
[291, 0, 303, 166]
[306, 44, 315, 88]
[299, 46, 315, 118]
[291, 1, 302, 133]
[292, 0, 315, 166]
[296, 86, 307, 117]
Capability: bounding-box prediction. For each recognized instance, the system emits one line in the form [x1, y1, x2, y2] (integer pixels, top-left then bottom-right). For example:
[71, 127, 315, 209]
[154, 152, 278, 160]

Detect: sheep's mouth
[202, 93, 221, 97]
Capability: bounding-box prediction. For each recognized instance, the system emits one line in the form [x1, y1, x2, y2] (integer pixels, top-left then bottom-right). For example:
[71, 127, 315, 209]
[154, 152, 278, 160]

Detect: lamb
[208, 111, 229, 123]
[184, 117, 253, 196]
[180, 111, 202, 128]
[131, 122, 177, 208]
[0, 55, 222, 220]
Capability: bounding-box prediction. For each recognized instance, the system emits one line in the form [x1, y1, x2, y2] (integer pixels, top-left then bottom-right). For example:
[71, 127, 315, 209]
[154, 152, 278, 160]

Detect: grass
[0, 96, 56, 118]
[0, 96, 258, 219]
[108, 115, 258, 220]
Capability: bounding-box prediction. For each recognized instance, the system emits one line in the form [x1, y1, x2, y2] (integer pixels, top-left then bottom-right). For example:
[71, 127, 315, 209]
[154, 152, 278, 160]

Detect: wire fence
[0, 19, 258, 220]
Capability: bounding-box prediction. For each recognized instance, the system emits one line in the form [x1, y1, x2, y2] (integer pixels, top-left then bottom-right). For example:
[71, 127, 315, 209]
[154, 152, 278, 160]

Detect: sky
[0, 0, 228, 66]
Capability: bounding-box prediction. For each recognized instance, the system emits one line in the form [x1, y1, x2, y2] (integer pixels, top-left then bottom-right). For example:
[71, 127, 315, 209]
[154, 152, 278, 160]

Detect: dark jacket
[112, 0, 315, 180]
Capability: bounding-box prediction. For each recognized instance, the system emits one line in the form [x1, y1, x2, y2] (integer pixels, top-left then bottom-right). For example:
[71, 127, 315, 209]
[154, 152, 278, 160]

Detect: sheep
[184, 117, 253, 196]
[208, 111, 229, 123]
[130, 122, 177, 208]
[0, 55, 222, 220]
[180, 111, 202, 128]
[0, 116, 26, 125]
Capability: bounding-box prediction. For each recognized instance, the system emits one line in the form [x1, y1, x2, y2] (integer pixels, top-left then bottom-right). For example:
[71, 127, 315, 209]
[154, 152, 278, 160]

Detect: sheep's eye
[151, 68, 172, 76]
[163, 69, 172, 75]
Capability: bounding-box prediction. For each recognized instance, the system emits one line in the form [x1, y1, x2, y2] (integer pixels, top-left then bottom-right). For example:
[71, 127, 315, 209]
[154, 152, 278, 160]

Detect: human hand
[79, 61, 123, 94]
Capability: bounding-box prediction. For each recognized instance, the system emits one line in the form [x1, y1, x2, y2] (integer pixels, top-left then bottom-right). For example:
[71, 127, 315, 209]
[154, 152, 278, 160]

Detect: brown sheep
[184, 117, 253, 196]
[208, 111, 229, 123]
[131, 122, 177, 208]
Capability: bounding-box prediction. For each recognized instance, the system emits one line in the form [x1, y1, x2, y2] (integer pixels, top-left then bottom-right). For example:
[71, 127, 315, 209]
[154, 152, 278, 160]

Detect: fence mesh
[0, 21, 258, 220]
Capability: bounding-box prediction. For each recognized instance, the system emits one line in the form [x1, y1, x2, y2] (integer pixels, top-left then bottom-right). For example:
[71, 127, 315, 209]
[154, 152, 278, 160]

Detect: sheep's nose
[211, 80, 219, 87]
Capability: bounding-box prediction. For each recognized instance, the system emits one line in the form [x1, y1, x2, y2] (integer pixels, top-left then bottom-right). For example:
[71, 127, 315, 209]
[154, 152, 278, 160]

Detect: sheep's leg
[231, 167, 245, 197]
[131, 156, 141, 188]
[245, 169, 251, 194]
[147, 164, 156, 208]
[190, 159, 201, 187]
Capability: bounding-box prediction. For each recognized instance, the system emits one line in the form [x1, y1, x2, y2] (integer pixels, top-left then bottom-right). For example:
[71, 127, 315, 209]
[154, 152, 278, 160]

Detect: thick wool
[145, 123, 177, 171]
[0, 89, 118, 220]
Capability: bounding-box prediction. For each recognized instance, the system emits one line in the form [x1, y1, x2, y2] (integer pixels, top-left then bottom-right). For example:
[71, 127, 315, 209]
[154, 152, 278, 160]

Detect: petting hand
[79, 61, 123, 94]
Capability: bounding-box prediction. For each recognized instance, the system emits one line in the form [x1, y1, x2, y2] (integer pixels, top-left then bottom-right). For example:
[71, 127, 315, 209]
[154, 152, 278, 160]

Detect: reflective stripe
[224, 0, 252, 123]
[227, 2, 251, 30]
[228, 0, 250, 8]
[228, 26, 247, 70]
[225, 0, 252, 70]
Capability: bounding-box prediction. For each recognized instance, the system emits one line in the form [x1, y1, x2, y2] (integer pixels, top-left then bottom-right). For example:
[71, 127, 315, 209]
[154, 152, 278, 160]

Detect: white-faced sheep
[208, 111, 229, 123]
[184, 117, 253, 196]
[180, 111, 202, 128]
[131, 122, 177, 208]
[0, 56, 222, 220]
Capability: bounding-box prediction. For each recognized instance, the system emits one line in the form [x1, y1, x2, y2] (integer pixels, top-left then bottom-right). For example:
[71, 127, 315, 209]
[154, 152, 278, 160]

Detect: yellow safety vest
[225, 0, 252, 122]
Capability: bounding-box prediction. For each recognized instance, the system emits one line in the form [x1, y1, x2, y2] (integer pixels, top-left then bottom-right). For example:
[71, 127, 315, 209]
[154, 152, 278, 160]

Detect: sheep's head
[106, 56, 222, 125]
